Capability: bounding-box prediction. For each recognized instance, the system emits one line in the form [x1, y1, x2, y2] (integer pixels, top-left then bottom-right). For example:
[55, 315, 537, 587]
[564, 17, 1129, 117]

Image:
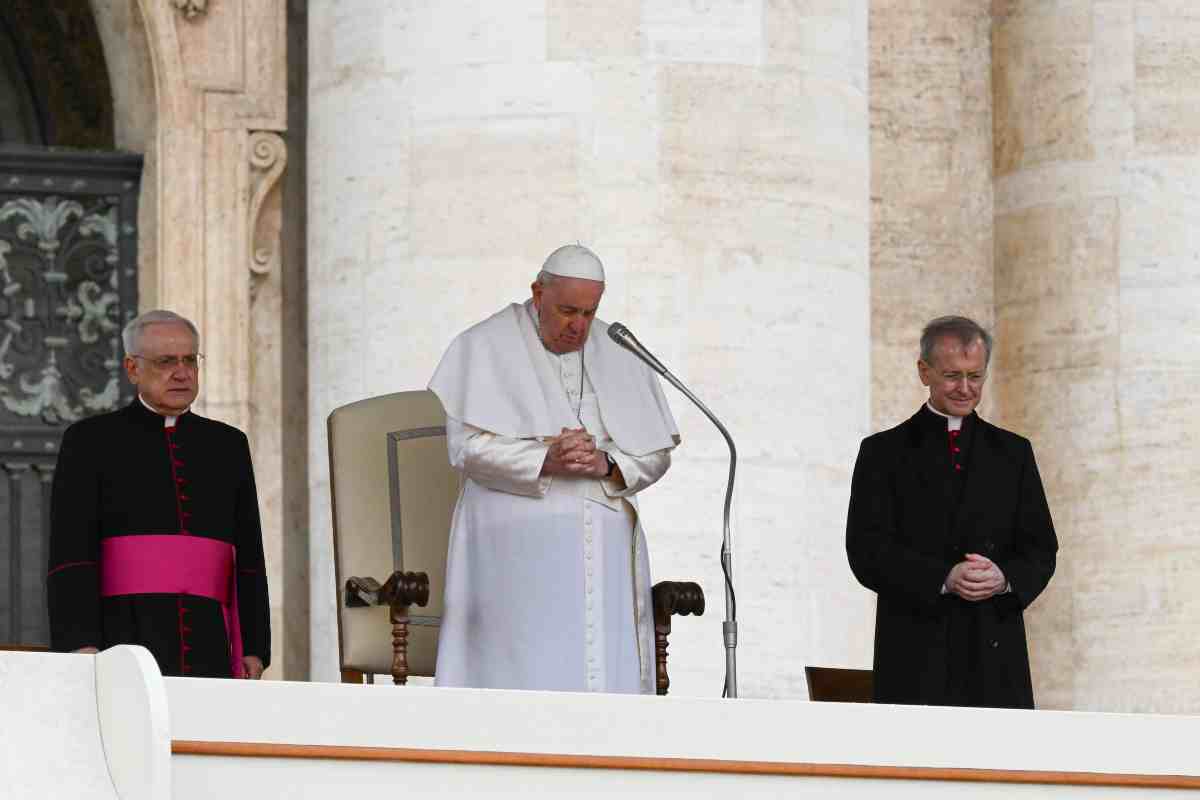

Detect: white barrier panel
[0, 646, 169, 800]
[167, 679, 1200, 798]
[4, 647, 1198, 798]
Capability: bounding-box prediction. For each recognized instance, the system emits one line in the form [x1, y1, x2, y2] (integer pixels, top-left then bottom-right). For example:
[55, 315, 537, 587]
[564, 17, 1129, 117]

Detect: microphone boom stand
[606, 323, 738, 698]
[657, 372, 739, 699]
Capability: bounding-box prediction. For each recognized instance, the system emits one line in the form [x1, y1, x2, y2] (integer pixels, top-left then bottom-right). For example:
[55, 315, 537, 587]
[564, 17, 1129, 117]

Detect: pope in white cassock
[428, 245, 680, 693]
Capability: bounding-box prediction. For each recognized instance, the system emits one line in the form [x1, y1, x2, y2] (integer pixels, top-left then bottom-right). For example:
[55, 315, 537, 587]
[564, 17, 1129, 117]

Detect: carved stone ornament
[247, 131, 287, 277]
[172, 0, 209, 20]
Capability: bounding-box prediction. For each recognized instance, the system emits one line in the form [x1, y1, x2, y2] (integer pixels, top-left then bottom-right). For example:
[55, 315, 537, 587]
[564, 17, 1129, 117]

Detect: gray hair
[122, 309, 199, 355]
[920, 315, 992, 366]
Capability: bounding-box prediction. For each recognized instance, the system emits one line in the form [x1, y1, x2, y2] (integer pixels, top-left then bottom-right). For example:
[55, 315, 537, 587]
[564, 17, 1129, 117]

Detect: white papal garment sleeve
[446, 415, 552, 497]
[603, 448, 671, 498]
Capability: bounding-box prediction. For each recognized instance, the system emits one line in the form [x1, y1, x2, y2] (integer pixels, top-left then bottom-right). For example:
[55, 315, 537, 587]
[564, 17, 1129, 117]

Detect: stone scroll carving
[171, 0, 210, 20]
[248, 131, 287, 277]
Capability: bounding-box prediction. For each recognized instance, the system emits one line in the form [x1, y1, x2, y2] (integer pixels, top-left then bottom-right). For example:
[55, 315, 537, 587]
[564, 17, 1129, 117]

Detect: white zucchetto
[542, 244, 605, 282]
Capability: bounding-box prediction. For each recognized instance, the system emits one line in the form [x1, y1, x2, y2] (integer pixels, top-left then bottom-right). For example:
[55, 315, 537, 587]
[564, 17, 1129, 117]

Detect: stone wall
[870, 0, 995, 429]
[307, 0, 875, 695]
[993, 0, 1200, 713]
[869, 0, 1200, 713]
[89, 0, 1200, 710]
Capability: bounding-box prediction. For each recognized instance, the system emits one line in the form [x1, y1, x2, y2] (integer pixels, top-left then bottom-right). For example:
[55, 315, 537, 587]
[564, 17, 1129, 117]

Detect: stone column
[308, 1, 873, 694]
[870, 0, 995, 428]
[993, 0, 1200, 712]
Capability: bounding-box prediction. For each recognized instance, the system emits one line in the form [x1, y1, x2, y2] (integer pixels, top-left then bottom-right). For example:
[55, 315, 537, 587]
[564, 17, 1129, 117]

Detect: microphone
[607, 322, 741, 699]
[606, 322, 670, 377]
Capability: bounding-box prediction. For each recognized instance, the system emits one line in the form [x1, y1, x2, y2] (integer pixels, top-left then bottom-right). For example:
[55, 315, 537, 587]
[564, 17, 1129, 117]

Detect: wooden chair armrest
[344, 571, 430, 685]
[651, 580, 705, 696]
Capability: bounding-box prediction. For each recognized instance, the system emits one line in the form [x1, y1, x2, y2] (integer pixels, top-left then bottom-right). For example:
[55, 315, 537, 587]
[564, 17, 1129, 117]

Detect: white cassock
[429, 300, 679, 693]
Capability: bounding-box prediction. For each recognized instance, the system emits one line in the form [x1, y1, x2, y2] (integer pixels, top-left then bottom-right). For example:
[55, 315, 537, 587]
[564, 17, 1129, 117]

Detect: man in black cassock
[846, 316, 1057, 708]
[47, 310, 270, 679]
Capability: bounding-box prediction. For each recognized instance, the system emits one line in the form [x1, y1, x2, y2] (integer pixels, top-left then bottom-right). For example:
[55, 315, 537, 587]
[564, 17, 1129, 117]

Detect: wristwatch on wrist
[604, 451, 617, 478]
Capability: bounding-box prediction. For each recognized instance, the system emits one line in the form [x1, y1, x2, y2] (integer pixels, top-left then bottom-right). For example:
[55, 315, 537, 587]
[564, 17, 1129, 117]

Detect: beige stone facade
[872, 0, 1200, 713]
[306, 0, 874, 696]
[870, 0, 996, 429]
[72, 1, 1200, 711]
[992, 0, 1200, 713]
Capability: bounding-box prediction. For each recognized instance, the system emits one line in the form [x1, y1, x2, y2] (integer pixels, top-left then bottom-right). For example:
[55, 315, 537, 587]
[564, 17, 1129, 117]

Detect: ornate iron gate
[0, 148, 140, 646]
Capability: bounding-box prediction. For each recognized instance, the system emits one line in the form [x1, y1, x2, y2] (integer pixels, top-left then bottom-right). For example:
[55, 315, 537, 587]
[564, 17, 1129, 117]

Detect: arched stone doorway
[0, 1, 299, 678]
[0, 1, 114, 149]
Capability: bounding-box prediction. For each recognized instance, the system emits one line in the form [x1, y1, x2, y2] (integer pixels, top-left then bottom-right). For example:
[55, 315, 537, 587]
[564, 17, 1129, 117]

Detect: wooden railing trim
[171, 740, 1200, 790]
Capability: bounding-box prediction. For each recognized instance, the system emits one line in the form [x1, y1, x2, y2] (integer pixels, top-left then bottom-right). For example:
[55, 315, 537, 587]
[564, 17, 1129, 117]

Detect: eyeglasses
[937, 370, 987, 387]
[131, 353, 205, 370]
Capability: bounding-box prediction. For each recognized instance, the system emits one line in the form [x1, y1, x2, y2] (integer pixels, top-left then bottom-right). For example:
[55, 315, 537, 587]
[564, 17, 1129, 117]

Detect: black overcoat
[46, 400, 270, 677]
[846, 406, 1057, 708]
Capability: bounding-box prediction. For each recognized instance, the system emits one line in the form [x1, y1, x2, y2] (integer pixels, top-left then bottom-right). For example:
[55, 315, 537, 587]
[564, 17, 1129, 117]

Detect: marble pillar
[308, 0, 874, 695]
[870, 0, 995, 428]
[993, 0, 1200, 712]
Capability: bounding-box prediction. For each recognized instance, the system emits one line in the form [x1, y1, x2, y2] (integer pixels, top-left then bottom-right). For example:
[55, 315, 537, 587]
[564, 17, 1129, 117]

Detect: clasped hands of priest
[944, 553, 1007, 602]
[541, 427, 620, 483]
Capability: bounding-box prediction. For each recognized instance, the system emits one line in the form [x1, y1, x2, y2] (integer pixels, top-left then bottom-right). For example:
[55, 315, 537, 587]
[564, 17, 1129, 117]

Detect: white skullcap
[541, 244, 605, 282]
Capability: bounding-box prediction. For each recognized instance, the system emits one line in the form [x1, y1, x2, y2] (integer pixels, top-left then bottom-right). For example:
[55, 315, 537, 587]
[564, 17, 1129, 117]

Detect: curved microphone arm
[608, 323, 739, 698]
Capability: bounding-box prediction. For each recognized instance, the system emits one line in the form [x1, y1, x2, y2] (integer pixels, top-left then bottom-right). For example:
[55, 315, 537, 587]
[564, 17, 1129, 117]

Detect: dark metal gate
[0, 148, 140, 646]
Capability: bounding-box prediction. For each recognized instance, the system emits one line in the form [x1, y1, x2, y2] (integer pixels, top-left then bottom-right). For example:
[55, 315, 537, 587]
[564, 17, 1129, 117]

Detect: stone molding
[248, 131, 287, 277]
[171, 0, 209, 21]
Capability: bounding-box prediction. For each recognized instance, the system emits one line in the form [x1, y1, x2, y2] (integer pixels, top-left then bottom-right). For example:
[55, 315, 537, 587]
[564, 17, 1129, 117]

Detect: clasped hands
[542, 427, 607, 478]
[944, 553, 1006, 602]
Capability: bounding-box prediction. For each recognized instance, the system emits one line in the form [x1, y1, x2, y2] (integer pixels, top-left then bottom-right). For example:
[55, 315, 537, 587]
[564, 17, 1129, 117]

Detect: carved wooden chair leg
[651, 580, 705, 696]
[654, 615, 673, 696]
[390, 605, 410, 685]
[381, 570, 430, 686]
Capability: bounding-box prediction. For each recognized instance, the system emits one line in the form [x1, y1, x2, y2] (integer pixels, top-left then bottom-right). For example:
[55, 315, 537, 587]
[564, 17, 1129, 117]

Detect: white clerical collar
[139, 395, 185, 428]
[926, 401, 963, 432]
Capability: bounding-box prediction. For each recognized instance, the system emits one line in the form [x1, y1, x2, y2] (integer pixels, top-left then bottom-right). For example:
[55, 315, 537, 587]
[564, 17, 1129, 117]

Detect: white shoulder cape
[429, 301, 680, 456]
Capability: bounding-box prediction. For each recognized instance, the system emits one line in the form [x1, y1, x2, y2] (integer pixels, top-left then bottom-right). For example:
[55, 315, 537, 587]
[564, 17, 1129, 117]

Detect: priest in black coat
[47, 310, 270, 679]
[846, 316, 1056, 708]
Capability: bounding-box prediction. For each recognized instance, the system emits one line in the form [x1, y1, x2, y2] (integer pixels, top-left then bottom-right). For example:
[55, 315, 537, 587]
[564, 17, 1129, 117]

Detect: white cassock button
[586, 551, 592, 560]
[587, 567, 593, 576]
[587, 586, 593, 594]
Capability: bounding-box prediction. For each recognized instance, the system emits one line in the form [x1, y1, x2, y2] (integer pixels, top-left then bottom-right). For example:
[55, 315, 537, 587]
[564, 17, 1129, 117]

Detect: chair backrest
[328, 390, 457, 677]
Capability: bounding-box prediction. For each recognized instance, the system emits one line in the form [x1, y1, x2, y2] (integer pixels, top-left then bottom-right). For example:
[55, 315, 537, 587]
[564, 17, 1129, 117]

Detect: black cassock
[47, 400, 270, 677]
[846, 406, 1057, 708]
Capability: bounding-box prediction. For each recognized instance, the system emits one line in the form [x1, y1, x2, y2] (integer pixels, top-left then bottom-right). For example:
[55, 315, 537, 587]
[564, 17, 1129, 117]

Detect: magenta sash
[99, 534, 244, 678]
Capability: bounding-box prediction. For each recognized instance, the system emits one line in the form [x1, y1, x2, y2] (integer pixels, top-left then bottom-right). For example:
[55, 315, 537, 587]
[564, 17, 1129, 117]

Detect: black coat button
[990, 640, 999, 648]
